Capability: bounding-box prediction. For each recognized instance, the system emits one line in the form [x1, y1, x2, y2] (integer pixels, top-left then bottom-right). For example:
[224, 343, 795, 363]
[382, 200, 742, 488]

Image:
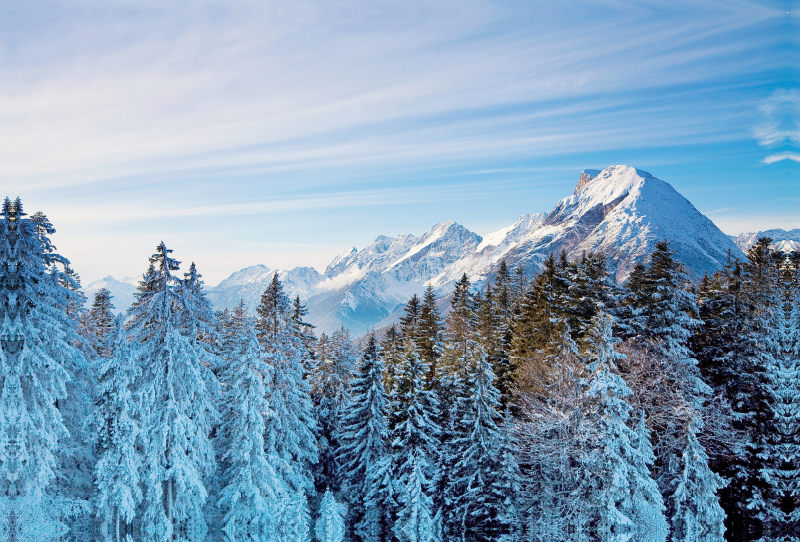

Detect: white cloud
[763, 153, 800, 164]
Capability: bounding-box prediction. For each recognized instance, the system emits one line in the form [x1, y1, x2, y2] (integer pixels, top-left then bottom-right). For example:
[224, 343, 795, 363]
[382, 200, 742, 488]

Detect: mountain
[86, 165, 749, 335]
[82, 275, 140, 314]
[734, 229, 800, 253]
[495, 165, 745, 282]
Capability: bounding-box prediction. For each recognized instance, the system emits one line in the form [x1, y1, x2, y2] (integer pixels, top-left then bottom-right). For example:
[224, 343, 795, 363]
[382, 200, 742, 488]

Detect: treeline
[0, 197, 797, 542]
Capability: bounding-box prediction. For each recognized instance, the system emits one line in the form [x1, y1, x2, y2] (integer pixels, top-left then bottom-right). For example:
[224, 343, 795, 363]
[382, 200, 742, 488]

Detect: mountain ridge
[84, 166, 752, 333]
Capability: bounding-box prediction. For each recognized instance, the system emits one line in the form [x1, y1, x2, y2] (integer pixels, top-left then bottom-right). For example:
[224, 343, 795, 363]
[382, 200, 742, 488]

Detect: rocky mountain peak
[574, 169, 601, 195]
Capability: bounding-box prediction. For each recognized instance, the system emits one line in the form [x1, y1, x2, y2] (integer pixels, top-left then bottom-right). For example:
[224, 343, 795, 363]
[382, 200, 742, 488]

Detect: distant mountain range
[83, 165, 796, 335]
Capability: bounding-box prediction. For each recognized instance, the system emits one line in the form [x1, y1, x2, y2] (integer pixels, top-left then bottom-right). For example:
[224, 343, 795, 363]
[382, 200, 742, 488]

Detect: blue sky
[2, 0, 798, 284]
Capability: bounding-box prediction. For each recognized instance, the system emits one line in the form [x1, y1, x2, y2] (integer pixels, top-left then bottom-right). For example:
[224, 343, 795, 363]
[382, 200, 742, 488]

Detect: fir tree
[447, 345, 521, 542]
[88, 288, 117, 358]
[392, 339, 442, 542]
[217, 308, 284, 542]
[256, 273, 318, 497]
[311, 326, 356, 496]
[127, 243, 219, 542]
[582, 314, 667, 542]
[670, 420, 727, 542]
[92, 317, 141, 542]
[337, 333, 393, 541]
[0, 198, 87, 505]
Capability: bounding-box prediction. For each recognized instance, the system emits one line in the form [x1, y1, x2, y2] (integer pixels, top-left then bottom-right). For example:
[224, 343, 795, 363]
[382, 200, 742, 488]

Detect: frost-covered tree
[391, 339, 441, 542]
[446, 345, 521, 542]
[337, 333, 393, 541]
[92, 317, 141, 542]
[0, 198, 87, 504]
[670, 420, 727, 542]
[582, 314, 667, 542]
[217, 306, 285, 542]
[127, 242, 219, 542]
[87, 288, 117, 358]
[256, 273, 318, 498]
[311, 326, 356, 496]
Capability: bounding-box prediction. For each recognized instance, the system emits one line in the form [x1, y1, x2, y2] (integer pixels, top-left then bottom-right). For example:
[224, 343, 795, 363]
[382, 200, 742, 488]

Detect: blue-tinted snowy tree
[337, 332, 393, 541]
[127, 243, 219, 542]
[92, 317, 141, 542]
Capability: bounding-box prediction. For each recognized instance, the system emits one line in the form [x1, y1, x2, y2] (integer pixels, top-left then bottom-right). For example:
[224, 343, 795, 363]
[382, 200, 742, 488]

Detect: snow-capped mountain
[734, 229, 800, 253]
[496, 166, 745, 282]
[85, 166, 749, 335]
[82, 275, 140, 315]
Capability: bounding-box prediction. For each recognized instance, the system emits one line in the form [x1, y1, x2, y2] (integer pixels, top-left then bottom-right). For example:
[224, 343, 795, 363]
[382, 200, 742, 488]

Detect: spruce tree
[256, 273, 318, 498]
[391, 339, 442, 542]
[582, 314, 667, 542]
[88, 288, 117, 358]
[217, 307, 284, 542]
[447, 344, 521, 541]
[127, 243, 219, 542]
[311, 326, 356, 496]
[670, 420, 727, 542]
[418, 284, 444, 389]
[0, 199, 87, 511]
[337, 333, 393, 541]
[92, 317, 141, 542]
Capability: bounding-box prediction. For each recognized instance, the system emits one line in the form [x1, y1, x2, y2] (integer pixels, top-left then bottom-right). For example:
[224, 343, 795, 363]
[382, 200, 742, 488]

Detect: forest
[0, 197, 797, 542]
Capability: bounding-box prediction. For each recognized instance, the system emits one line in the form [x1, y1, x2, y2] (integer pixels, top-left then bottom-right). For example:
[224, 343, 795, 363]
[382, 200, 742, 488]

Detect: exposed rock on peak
[575, 168, 602, 195]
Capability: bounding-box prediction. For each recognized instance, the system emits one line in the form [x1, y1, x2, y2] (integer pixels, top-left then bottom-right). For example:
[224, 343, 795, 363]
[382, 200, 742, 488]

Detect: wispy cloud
[753, 89, 800, 147]
[0, 0, 793, 282]
[763, 153, 800, 164]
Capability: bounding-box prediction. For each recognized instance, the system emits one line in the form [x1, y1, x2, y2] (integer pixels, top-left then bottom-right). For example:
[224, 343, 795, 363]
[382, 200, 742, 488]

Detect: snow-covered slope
[82, 276, 140, 315]
[88, 166, 751, 335]
[734, 229, 800, 253]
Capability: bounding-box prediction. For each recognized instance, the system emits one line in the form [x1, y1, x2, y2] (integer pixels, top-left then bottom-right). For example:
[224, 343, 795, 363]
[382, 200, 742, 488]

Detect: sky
[2, 0, 799, 285]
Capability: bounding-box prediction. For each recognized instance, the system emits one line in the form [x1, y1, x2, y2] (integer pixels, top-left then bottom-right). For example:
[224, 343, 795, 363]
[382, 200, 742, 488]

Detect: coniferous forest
[1, 197, 798, 542]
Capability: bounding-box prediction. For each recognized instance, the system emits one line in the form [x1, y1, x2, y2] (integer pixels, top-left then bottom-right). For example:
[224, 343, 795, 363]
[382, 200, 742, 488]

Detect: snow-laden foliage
[257, 273, 318, 498]
[217, 304, 283, 542]
[391, 340, 442, 542]
[337, 332, 392, 540]
[127, 242, 219, 542]
[3, 197, 796, 542]
[582, 314, 667, 542]
[91, 317, 141, 542]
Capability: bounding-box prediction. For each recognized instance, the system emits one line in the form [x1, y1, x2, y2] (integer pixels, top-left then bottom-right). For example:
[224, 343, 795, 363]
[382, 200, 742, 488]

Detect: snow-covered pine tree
[438, 274, 479, 535]
[310, 326, 356, 496]
[87, 288, 117, 358]
[418, 285, 444, 390]
[391, 339, 442, 542]
[447, 340, 521, 542]
[400, 294, 422, 344]
[0, 199, 88, 513]
[127, 243, 219, 542]
[256, 273, 318, 498]
[669, 419, 726, 542]
[582, 313, 666, 542]
[724, 238, 786, 541]
[291, 295, 317, 372]
[490, 261, 517, 406]
[92, 316, 141, 542]
[217, 305, 286, 542]
[380, 324, 404, 402]
[337, 332, 393, 541]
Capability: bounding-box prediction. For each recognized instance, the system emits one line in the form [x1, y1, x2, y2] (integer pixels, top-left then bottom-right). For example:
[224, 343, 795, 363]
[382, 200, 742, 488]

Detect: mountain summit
[86, 166, 745, 334]
[497, 165, 743, 282]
